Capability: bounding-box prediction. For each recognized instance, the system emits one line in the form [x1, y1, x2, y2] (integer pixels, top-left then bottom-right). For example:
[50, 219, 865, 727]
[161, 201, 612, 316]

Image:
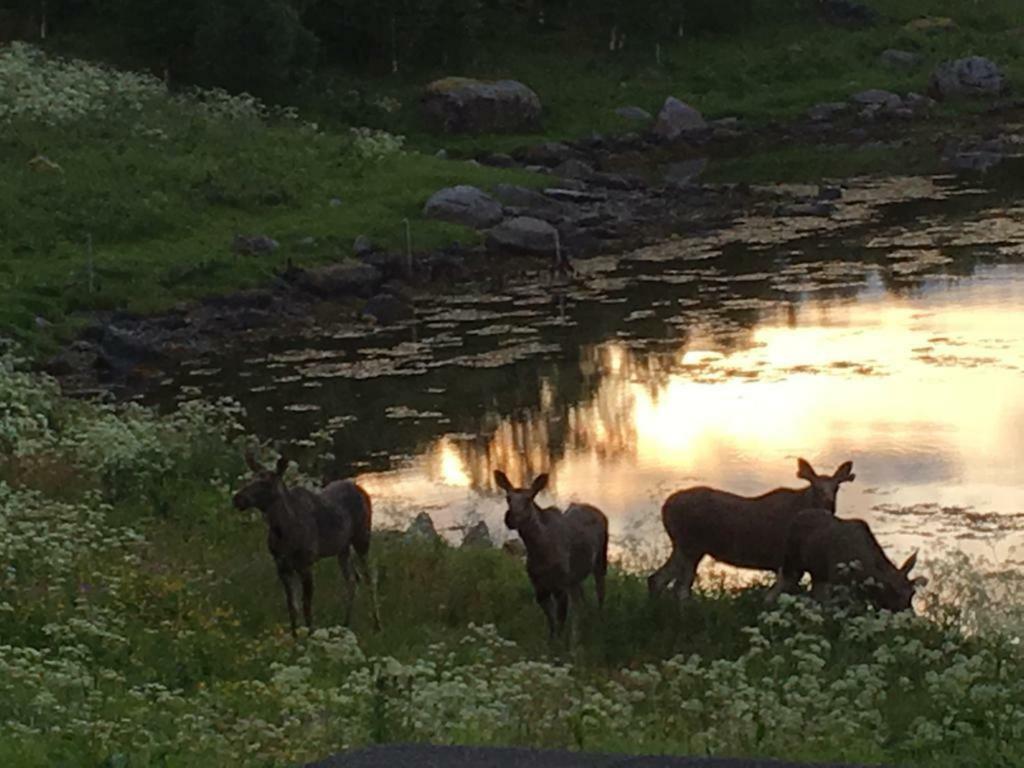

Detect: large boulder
[424, 185, 504, 229]
[652, 97, 707, 142]
[421, 77, 542, 134]
[486, 216, 560, 256]
[929, 57, 1007, 100]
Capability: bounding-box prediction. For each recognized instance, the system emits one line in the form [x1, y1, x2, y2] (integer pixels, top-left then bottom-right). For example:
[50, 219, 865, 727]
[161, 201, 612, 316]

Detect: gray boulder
[406, 512, 441, 542]
[929, 57, 1007, 100]
[421, 77, 542, 134]
[486, 216, 560, 255]
[353, 235, 375, 258]
[652, 97, 707, 141]
[460, 521, 493, 549]
[521, 141, 575, 167]
[424, 185, 504, 229]
[553, 158, 596, 181]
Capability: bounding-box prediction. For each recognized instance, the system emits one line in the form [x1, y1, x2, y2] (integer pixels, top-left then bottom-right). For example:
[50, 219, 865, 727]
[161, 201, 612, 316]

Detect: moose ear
[275, 456, 290, 477]
[493, 470, 512, 492]
[529, 473, 549, 497]
[245, 449, 263, 473]
[834, 461, 856, 484]
[796, 458, 817, 482]
[899, 551, 919, 576]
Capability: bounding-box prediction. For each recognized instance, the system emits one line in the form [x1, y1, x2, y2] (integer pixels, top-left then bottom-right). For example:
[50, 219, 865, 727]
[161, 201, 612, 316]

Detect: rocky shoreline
[41, 66, 1024, 398]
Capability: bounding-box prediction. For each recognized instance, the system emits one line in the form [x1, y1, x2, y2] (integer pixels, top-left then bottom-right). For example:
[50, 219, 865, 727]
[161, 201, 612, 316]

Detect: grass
[4, 0, 1024, 357]
[2, 351, 1023, 766]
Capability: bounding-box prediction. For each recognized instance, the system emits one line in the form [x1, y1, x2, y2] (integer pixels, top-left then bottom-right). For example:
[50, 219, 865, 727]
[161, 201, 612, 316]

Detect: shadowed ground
[308, 745, 886, 768]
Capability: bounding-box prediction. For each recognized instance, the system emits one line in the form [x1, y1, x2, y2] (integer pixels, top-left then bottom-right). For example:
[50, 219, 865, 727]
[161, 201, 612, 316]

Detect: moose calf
[494, 470, 608, 640]
[648, 458, 856, 602]
[232, 451, 380, 636]
[767, 508, 929, 612]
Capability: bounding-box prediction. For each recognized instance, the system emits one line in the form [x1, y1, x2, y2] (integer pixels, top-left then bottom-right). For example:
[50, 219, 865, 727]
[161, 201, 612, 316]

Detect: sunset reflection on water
[359, 266, 1024, 567]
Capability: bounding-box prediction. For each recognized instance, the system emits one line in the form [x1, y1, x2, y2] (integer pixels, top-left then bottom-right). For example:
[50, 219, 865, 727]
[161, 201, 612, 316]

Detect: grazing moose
[648, 458, 855, 602]
[494, 470, 609, 640]
[232, 451, 381, 637]
[767, 508, 929, 612]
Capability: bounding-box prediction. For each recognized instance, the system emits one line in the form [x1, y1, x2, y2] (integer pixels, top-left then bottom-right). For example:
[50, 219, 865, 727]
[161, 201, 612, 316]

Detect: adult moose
[232, 450, 381, 637]
[494, 470, 608, 641]
[767, 508, 928, 611]
[648, 458, 855, 602]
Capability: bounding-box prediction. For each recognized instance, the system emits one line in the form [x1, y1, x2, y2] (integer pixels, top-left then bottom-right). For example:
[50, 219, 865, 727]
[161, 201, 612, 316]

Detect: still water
[155, 175, 1024, 571]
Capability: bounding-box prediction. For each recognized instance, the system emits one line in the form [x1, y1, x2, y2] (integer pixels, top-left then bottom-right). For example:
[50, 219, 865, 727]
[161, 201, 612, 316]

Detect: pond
[150, 174, 1024, 573]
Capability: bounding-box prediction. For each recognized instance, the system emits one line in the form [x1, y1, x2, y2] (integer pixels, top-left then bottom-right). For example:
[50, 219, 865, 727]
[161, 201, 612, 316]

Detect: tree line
[2, 0, 805, 94]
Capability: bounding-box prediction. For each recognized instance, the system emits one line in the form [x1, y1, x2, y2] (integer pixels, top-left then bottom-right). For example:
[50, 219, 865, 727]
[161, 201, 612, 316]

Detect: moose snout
[232, 491, 248, 510]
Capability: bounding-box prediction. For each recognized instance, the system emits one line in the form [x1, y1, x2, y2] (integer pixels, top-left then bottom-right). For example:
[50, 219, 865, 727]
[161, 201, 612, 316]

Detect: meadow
[5, 0, 1024, 353]
[2, 346, 1024, 767]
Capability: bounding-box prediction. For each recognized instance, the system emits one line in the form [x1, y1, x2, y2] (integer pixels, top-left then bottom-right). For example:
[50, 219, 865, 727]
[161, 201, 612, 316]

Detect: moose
[232, 451, 381, 637]
[648, 458, 856, 602]
[494, 470, 609, 640]
[767, 508, 929, 611]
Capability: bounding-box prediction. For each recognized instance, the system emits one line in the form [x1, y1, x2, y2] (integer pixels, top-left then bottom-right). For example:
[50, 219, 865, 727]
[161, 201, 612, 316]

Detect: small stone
[615, 105, 652, 123]
[880, 49, 923, 70]
[353, 235, 375, 258]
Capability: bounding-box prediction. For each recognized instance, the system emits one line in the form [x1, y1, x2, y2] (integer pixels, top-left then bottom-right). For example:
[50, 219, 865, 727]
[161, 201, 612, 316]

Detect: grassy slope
[2, 373, 1022, 767]
[4, 0, 1024, 356]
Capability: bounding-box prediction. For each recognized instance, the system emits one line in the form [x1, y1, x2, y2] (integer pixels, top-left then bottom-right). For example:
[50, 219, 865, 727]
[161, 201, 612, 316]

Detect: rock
[362, 293, 414, 325]
[652, 97, 707, 141]
[486, 216, 560, 255]
[808, 101, 849, 122]
[502, 538, 527, 557]
[880, 49, 923, 70]
[406, 512, 441, 542]
[43, 341, 100, 377]
[295, 262, 381, 298]
[479, 152, 516, 168]
[492, 183, 557, 210]
[435, 149, 448, 160]
[819, 0, 878, 27]
[553, 158, 595, 181]
[663, 158, 708, 187]
[818, 185, 843, 200]
[590, 171, 644, 191]
[520, 141, 575, 167]
[421, 77, 542, 134]
[423, 185, 504, 229]
[353, 235, 375, 258]
[929, 57, 1007, 100]
[851, 89, 902, 109]
[615, 105, 652, 123]
[905, 92, 936, 110]
[948, 151, 1005, 172]
[543, 187, 607, 203]
[460, 521, 493, 549]
[905, 16, 956, 33]
[103, 325, 164, 361]
[231, 234, 279, 255]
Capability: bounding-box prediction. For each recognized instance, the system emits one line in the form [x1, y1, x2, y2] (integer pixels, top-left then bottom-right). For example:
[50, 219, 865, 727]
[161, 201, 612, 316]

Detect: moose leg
[277, 564, 299, 638]
[810, 579, 832, 603]
[536, 589, 558, 641]
[673, 554, 701, 604]
[356, 549, 382, 632]
[300, 568, 315, 631]
[555, 590, 570, 639]
[337, 551, 358, 627]
[647, 548, 680, 598]
[765, 568, 802, 604]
